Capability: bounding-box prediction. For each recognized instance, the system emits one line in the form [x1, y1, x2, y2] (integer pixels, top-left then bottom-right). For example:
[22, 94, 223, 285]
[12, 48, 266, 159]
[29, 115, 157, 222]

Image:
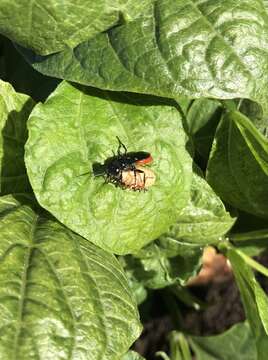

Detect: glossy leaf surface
[25, 81, 192, 254]
[0, 0, 152, 55]
[19, 0, 268, 112]
[0, 194, 141, 359]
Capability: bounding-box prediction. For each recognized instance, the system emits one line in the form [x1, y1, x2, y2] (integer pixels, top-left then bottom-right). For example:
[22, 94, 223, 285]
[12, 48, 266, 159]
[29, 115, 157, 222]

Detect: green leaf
[231, 229, 268, 243]
[190, 322, 257, 360]
[118, 257, 148, 305]
[0, 194, 142, 359]
[238, 99, 268, 138]
[186, 99, 222, 136]
[185, 99, 222, 160]
[174, 97, 192, 116]
[207, 111, 268, 218]
[25, 81, 192, 255]
[230, 228, 268, 256]
[121, 351, 146, 360]
[228, 210, 268, 256]
[0, 80, 35, 195]
[0, 0, 152, 55]
[162, 167, 235, 245]
[19, 0, 268, 112]
[255, 285, 268, 335]
[226, 247, 268, 358]
[122, 237, 202, 289]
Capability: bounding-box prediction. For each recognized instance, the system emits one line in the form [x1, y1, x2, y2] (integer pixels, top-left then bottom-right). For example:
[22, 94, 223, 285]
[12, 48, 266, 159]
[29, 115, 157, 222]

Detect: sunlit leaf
[25, 81, 192, 254]
[0, 194, 142, 359]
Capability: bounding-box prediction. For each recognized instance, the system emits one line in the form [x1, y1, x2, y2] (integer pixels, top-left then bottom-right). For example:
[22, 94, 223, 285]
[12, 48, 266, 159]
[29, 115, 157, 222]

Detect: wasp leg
[104, 175, 111, 184]
[142, 171, 147, 192]
[133, 168, 145, 190]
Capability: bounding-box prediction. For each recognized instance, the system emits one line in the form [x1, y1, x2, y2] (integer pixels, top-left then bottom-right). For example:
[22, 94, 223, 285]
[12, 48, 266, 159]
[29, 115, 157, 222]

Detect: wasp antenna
[116, 136, 128, 155]
[75, 171, 91, 178]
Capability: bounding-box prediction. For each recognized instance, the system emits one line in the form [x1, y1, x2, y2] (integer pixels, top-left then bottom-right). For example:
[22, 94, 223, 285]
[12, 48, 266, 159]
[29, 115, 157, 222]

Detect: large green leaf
[0, 194, 141, 359]
[0, 0, 152, 55]
[121, 237, 202, 289]
[207, 111, 268, 218]
[25, 81, 192, 255]
[0, 80, 35, 194]
[161, 167, 235, 245]
[19, 0, 268, 112]
[190, 322, 257, 360]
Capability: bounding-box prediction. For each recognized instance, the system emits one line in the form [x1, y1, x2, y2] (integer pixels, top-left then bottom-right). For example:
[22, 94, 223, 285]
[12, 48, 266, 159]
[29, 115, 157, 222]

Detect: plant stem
[235, 249, 268, 278]
[230, 229, 268, 242]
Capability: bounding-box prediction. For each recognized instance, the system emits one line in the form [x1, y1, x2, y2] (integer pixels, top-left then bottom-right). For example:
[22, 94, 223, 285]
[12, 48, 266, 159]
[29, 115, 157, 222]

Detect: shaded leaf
[122, 237, 202, 289]
[174, 97, 192, 116]
[162, 166, 235, 245]
[190, 322, 257, 360]
[0, 194, 141, 359]
[230, 226, 268, 256]
[19, 0, 268, 112]
[239, 99, 268, 139]
[228, 210, 268, 256]
[207, 111, 268, 218]
[0, 0, 152, 55]
[118, 257, 148, 305]
[0, 35, 59, 102]
[185, 99, 223, 160]
[185, 99, 222, 136]
[25, 81, 192, 254]
[0, 80, 35, 194]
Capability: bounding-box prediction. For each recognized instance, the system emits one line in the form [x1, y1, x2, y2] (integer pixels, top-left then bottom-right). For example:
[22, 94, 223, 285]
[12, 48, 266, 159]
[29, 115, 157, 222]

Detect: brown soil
[132, 247, 258, 359]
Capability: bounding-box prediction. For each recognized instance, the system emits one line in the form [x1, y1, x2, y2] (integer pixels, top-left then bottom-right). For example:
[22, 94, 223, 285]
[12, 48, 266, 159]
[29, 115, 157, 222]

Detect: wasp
[94, 137, 155, 190]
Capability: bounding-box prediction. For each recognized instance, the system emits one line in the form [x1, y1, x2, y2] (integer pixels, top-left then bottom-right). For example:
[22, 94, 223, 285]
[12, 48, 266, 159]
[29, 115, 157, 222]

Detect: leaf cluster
[1, 1, 268, 359]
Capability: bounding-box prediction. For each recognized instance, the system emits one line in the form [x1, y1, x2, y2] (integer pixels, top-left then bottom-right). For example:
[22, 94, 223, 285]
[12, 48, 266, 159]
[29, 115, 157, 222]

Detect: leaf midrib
[70, 233, 108, 360]
[12, 213, 38, 359]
